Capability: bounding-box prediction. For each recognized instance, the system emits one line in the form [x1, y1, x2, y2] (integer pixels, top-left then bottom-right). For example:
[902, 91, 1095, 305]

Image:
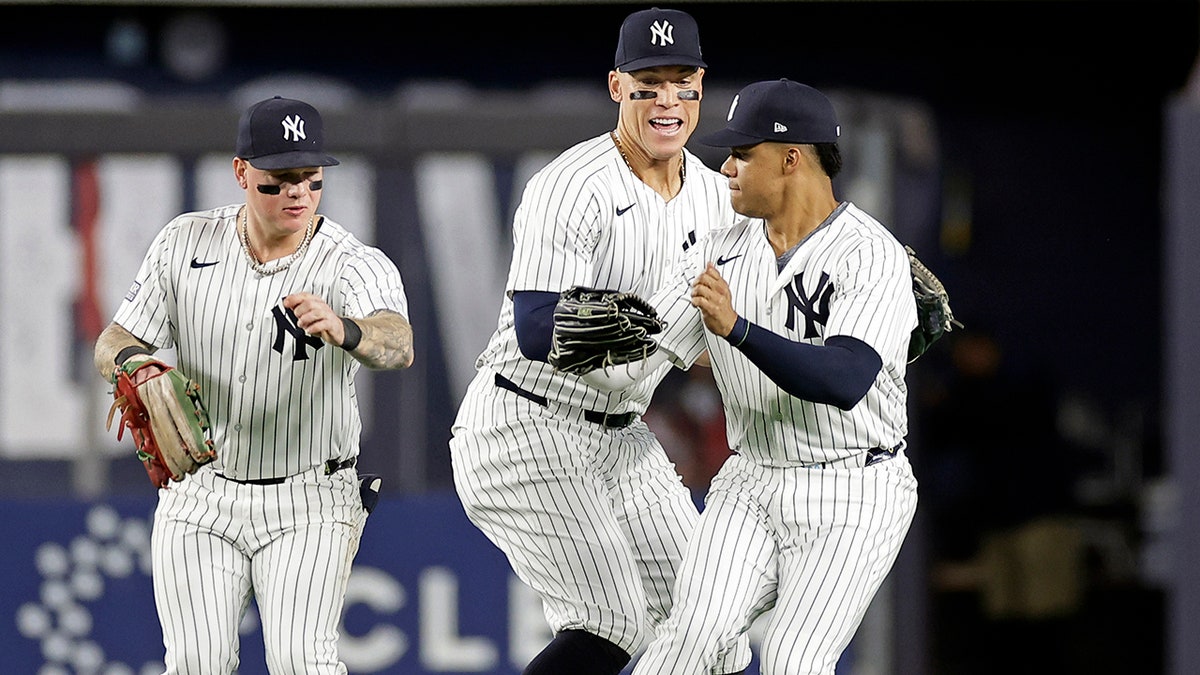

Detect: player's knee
[710, 632, 755, 675]
[758, 632, 830, 675]
[522, 629, 632, 675]
[166, 641, 237, 674]
[265, 637, 339, 674]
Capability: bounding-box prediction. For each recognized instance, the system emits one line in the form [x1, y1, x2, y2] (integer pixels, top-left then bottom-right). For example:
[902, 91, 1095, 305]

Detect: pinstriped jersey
[652, 202, 917, 465]
[112, 203, 410, 480]
[476, 133, 735, 414]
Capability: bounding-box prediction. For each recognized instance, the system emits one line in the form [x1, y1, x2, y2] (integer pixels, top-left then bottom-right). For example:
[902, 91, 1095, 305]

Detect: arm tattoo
[93, 322, 155, 378]
[349, 309, 414, 370]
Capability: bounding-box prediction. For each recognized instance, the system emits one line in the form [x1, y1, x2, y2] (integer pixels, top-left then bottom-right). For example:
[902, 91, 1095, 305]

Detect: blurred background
[1, 1, 1198, 673]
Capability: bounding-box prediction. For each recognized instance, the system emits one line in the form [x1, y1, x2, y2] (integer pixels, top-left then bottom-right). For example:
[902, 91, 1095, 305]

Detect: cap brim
[617, 55, 707, 73]
[696, 128, 766, 148]
[246, 151, 340, 170]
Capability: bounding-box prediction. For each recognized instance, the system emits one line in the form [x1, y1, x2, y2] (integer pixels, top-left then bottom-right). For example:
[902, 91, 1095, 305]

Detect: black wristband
[340, 317, 363, 352]
[114, 345, 153, 366]
[723, 316, 751, 348]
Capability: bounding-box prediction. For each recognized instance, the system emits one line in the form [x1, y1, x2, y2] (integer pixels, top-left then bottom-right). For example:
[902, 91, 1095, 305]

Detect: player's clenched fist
[691, 262, 738, 337]
[283, 292, 345, 346]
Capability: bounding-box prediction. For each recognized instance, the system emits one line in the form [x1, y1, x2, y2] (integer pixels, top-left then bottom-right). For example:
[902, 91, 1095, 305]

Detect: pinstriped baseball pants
[450, 368, 752, 672]
[151, 464, 366, 674]
[633, 452, 918, 675]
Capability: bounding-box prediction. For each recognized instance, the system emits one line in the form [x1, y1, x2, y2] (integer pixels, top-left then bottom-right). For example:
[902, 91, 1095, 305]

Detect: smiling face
[610, 65, 704, 161]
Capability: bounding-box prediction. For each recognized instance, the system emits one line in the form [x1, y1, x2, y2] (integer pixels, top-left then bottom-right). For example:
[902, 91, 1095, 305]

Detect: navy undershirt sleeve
[513, 290, 560, 362]
[724, 316, 882, 410]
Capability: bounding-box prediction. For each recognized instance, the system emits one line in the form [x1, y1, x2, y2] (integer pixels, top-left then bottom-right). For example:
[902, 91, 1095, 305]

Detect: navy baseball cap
[698, 79, 841, 147]
[614, 7, 706, 73]
[235, 96, 339, 170]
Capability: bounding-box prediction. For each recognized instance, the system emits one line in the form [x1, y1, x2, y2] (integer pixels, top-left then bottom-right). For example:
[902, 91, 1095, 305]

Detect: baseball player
[448, 8, 750, 675]
[584, 79, 921, 674]
[93, 96, 414, 673]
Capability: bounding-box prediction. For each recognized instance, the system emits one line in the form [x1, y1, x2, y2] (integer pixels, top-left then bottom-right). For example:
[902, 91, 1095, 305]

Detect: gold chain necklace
[610, 131, 685, 184]
[238, 207, 315, 277]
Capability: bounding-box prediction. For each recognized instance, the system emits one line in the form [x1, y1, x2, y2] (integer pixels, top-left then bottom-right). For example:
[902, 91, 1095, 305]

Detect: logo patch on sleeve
[124, 281, 142, 302]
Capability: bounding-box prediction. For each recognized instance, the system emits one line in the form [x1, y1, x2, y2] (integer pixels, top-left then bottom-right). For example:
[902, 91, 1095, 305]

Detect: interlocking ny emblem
[650, 20, 675, 47]
[783, 271, 834, 339]
[272, 305, 324, 360]
[281, 115, 306, 142]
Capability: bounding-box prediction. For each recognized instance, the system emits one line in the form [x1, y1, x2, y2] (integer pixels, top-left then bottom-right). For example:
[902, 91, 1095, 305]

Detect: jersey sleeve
[339, 246, 410, 320]
[824, 237, 916, 363]
[650, 246, 708, 368]
[111, 219, 178, 350]
[506, 171, 602, 293]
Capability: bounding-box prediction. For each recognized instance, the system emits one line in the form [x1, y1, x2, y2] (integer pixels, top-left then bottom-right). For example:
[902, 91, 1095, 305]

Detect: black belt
[217, 457, 356, 486]
[494, 373, 637, 429]
[800, 444, 901, 469]
[865, 444, 900, 466]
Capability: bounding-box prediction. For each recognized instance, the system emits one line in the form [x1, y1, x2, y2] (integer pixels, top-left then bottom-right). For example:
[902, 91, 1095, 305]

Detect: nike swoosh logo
[716, 254, 742, 265]
[190, 258, 220, 269]
[616, 203, 635, 216]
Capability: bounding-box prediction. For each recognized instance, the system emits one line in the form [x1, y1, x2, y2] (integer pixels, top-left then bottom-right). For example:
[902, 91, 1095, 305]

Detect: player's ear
[233, 157, 249, 190]
[608, 71, 622, 103]
[780, 146, 801, 174]
[783, 145, 815, 175]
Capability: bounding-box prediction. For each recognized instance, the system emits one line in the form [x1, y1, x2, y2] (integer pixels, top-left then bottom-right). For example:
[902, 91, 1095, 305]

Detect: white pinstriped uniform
[112, 203, 409, 674]
[631, 202, 920, 675]
[450, 133, 751, 669]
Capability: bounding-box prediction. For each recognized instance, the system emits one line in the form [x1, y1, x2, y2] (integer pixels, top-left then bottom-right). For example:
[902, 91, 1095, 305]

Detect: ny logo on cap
[650, 20, 675, 47]
[281, 115, 307, 143]
[726, 94, 740, 121]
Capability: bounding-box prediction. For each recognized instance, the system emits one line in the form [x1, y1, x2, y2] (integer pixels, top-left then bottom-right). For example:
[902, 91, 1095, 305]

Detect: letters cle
[339, 565, 553, 671]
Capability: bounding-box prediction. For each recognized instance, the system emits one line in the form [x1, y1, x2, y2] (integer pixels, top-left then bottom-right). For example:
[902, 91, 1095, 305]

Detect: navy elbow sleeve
[731, 322, 882, 409]
[513, 291, 559, 362]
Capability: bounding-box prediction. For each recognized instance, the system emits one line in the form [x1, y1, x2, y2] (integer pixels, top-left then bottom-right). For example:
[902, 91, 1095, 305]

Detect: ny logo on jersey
[271, 305, 324, 361]
[681, 229, 697, 251]
[783, 271, 834, 339]
[649, 20, 675, 47]
[281, 115, 306, 142]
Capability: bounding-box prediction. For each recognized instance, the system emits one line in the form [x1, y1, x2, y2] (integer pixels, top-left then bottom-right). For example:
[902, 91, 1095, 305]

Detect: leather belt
[217, 457, 356, 485]
[494, 373, 637, 429]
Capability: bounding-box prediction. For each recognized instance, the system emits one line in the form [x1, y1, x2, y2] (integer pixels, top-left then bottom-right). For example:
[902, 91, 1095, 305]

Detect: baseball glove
[548, 286, 665, 376]
[106, 357, 216, 488]
[906, 246, 963, 363]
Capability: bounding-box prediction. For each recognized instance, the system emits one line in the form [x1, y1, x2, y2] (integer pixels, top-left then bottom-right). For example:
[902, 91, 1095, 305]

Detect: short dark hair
[815, 143, 842, 179]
